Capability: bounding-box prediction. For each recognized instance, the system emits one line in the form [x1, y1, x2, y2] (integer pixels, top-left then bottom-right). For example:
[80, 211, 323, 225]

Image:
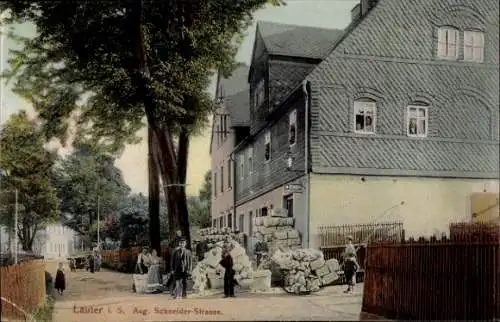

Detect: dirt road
[47, 260, 383, 321]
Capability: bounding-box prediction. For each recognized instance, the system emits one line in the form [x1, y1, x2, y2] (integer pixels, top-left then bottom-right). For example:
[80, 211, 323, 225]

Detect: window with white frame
[254, 79, 265, 109]
[437, 27, 458, 59]
[464, 30, 484, 62]
[354, 101, 376, 133]
[248, 147, 253, 175]
[407, 105, 428, 137]
[289, 109, 297, 146]
[239, 156, 244, 180]
[264, 131, 271, 162]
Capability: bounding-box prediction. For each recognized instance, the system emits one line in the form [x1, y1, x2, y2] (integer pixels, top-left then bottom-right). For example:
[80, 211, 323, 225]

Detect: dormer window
[464, 30, 484, 63]
[254, 79, 265, 109]
[437, 27, 458, 59]
[354, 101, 376, 134]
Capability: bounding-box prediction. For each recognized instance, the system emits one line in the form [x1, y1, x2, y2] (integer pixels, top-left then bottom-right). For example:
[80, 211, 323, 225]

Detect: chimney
[351, 3, 361, 23]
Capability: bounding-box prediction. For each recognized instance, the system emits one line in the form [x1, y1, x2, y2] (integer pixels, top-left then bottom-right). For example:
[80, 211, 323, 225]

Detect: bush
[32, 295, 55, 322]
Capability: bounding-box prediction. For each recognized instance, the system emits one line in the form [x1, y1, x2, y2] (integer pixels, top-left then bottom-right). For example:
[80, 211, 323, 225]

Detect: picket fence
[0, 260, 46, 320]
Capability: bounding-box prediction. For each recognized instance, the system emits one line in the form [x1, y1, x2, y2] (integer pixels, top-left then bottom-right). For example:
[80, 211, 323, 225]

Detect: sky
[0, 0, 357, 196]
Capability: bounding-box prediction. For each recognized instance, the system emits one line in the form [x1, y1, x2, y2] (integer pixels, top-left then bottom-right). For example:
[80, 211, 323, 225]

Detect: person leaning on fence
[343, 235, 359, 294]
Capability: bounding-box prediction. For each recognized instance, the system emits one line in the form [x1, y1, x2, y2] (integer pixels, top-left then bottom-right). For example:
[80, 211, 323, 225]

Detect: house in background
[33, 222, 76, 259]
[210, 65, 250, 232]
[234, 0, 499, 249]
[0, 222, 77, 258]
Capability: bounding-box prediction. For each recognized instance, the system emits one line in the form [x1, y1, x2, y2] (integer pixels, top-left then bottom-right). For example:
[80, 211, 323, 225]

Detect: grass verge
[32, 295, 55, 322]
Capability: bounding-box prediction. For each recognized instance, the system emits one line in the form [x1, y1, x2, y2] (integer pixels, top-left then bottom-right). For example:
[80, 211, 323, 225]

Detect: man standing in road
[170, 238, 192, 299]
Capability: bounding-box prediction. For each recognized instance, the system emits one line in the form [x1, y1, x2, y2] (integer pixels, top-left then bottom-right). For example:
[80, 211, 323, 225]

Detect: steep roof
[225, 89, 250, 127]
[218, 64, 249, 98]
[257, 21, 345, 59]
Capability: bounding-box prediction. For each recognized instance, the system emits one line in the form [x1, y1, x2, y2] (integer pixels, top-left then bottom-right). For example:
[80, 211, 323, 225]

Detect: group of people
[85, 247, 102, 273]
[136, 231, 193, 298]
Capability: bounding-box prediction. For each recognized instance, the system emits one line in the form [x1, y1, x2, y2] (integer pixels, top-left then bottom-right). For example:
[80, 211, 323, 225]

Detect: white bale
[207, 274, 224, 289]
[233, 263, 243, 273]
[238, 278, 253, 290]
[287, 230, 300, 239]
[133, 274, 148, 293]
[254, 217, 264, 226]
[310, 258, 326, 271]
[320, 272, 339, 286]
[251, 270, 271, 292]
[325, 258, 341, 272]
[205, 249, 222, 268]
[230, 246, 245, 259]
[287, 238, 301, 246]
[274, 231, 288, 240]
[315, 264, 331, 277]
[272, 208, 287, 218]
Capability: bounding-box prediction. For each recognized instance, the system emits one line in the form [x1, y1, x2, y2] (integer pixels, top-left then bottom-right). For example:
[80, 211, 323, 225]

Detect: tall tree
[0, 111, 59, 251]
[1, 0, 283, 249]
[52, 145, 130, 245]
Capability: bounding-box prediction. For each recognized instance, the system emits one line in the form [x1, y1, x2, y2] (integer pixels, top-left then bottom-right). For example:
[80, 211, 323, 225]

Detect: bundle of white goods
[191, 235, 255, 294]
[252, 211, 302, 254]
[269, 248, 341, 294]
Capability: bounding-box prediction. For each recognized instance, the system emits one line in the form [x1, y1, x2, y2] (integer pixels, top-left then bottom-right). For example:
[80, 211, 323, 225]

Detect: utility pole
[14, 188, 18, 265]
[97, 195, 100, 247]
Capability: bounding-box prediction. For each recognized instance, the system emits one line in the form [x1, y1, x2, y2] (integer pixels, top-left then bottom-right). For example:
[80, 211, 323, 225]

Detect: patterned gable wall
[307, 0, 499, 178]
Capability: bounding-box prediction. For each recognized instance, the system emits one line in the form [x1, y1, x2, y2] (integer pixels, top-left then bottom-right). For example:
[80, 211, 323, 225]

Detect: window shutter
[448, 29, 457, 57]
[464, 31, 474, 61]
[474, 32, 485, 62]
[437, 28, 446, 57]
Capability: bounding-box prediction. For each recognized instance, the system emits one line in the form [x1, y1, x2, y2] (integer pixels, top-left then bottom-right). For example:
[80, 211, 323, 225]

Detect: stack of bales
[253, 209, 302, 252]
[271, 248, 342, 294]
[192, 230, 254, 294]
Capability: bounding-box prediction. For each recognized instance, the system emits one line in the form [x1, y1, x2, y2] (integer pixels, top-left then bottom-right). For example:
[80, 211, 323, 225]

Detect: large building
[210, 65, 250, 231]
[0, 222, 77, 258]
[230, 0, 499, 249]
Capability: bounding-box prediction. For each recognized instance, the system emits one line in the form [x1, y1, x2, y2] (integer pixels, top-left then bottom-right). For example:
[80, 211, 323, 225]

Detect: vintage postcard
[0, 0, 498, 321]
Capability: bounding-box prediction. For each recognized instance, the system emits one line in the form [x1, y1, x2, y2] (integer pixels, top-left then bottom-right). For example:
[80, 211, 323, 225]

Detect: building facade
[234, 0, 499, 249]
[210, 65, 250, 231]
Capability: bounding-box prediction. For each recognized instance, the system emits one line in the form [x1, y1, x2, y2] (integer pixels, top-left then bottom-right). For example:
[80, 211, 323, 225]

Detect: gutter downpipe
[302, 80, 311, 248]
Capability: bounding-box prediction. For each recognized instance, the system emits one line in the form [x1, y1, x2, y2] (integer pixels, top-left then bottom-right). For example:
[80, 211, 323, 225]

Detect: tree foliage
[1, 0, 283, 248]
[52, 145, 131, 244]
[0, 111, 59, 251]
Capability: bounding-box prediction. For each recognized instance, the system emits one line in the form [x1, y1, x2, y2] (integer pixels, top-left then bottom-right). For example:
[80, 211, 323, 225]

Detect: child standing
[343, 235, 359, 294]
[54, 262, 66, 296]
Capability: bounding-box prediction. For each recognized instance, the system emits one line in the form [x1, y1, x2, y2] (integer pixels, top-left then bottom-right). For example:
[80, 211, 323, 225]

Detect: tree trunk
[132, 0, 191, 248]
[148, 126, 161, 253]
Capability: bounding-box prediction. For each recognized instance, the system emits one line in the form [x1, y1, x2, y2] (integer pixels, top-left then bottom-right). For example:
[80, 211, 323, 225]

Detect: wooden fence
[0, 260, 46, 320]
[362, 225, 499, 320]
[101, 246, 172, 272]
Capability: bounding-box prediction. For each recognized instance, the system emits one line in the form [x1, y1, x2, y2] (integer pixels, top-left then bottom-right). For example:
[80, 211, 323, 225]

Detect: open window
[354, 101, 376, 134]
[289, 109, 297, 146]
[264, 131, 271, 162]
[407, 105, 428, 137]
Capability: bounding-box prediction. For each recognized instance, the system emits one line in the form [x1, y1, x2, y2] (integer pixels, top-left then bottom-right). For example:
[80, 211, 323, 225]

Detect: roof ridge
[256, 20, 342, 32]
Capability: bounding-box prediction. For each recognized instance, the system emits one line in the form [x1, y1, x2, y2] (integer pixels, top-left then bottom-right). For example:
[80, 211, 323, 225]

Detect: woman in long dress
[146, 249, 163, 293]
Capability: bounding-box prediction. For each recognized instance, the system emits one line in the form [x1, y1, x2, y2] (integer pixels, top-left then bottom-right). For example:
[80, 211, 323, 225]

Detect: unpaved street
[47, 261, 383, 321]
